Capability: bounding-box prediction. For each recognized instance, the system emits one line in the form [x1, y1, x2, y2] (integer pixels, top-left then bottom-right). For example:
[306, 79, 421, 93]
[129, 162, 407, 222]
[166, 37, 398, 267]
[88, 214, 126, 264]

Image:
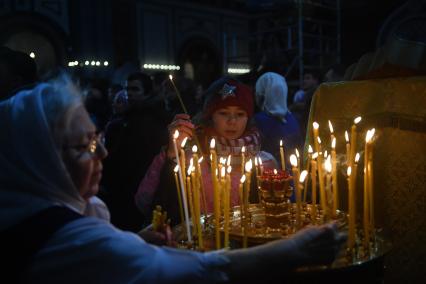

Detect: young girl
[135, 77, 277, 225]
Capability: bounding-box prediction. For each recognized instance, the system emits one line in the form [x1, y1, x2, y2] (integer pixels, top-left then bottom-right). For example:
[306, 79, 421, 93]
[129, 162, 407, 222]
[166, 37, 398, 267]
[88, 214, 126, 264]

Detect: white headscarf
[255, 72, 289, 123]
[0, 82, 86, 230]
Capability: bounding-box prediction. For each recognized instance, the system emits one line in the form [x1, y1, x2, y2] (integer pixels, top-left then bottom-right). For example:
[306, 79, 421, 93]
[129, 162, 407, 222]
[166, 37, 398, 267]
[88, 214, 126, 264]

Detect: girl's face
[211, 106, 248, 140]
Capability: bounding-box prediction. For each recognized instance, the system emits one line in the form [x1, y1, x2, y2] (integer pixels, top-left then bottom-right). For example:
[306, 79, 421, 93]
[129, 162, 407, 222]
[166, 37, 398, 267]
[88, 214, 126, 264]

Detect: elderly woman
[254, 72, 303, 170]
[0, 75, 344, 283]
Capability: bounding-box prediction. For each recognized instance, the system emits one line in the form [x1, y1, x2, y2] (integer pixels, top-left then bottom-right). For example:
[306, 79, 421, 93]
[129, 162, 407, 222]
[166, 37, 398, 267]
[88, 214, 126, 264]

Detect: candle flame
[308, 145, 313, 153]
[227, 155, 231, 166]
[355, 152, 360, 163]
[332, 137, 336, 149]
[187, 165, 194, 175]
[241, 146, 246, 153]
[245, 160, 253, 173]
[227, 165, 232, 174]
[328, 120, 334, 133]
[312, 152, 319, 159]
[345, 131, 349, 142]
[258, 156, 263, 165]
[189, 158, 194, 167]
[354, 116, 362, 124]
[210, 138, 215, 149]
[299, 170, 308, 183]
[173, 130, 179, 139]
[295, 148, 300, 158]
[181, 137, 188, 148]
[240, 175, 246, 184]
[192, 145, 198, 153]
[317, 137, 322, 144]
[347, 166, 352, 176]
[169, 75, 173, 80]
[174, 165, 179, 173]
[273, 169, 277, 175]
[325, 156, 332, 173]
[313, 122, 319, 129]
[324, 150, 328, 158]
[254, 157, 258, 166]
[221, 167, 226, 178]
[198, 156, 203, 163]
[366, 128, 375, 143]
[290, 154, 298, 167]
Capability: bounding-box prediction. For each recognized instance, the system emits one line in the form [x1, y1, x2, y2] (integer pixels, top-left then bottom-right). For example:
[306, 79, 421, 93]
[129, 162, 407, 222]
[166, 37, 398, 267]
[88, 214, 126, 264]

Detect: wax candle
[174, 165, 184, 224]
[331, 137, 339, 216]
[325, 155, 332, 214]
[224, 165, 232, 248]
[299, 170, 308, 226]
[240, 175, 248, 248]
[187, 166, 195, 224]
[180, 137, 188, 192]
[210, 138, 221, 249]
[315, 137, 326, 218]
[347, 166, 354, 250]
[304, 145, 313, 202]
[363, 130, 372, 249]
[311, 152, 318, 221]
[290, 154, 301, 227]
[345, 130, 350, 166]
[280, 140, 285, 171]
[172, 130, 191, 242]
[241, 146, 246, 175]
[367, 129, 376, 240]
[312, 122, 320, 153]
[349, 116, 362, 168]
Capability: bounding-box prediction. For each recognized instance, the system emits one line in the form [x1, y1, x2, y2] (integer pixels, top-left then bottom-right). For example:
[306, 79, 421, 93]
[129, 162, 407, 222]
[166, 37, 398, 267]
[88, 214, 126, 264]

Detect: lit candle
[180, 137, 188, 195]
[295, 148, 301, 174]
[280, 140, 285, 171]
[311, 152, 318, 221]
[368, 150, 375, 240]
[328, 120, 335, 141]
[299, 170, 308, 227]
[209, 138, 221, 249]
[173, 165, 185, 225]
[347, 166, 354, 250]
[331, 137, 339, 216]
[172, 130, 191, 242]
[315, 136, 326, 218]
[349, 116, 362, 167]
[304, 145, 313, 202]
[193, 147, 207, 217]
[224, 165, 232, 248]
[312, 122, 320, 153]
[240, 175, 248, 248]
[258, 156, 264, 175]
[244, 160, 253, 248]
[290, 154, 301, 227]
[241, 146, 246, 175]
[187, 164, 195, 225]
[345, 130, 350, 166]
[325, 154, 332, 201]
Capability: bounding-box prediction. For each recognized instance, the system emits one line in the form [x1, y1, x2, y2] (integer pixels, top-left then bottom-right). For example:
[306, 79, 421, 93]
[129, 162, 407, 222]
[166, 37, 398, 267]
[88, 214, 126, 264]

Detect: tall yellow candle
[368, 129, 376, 239]
[349, 117, 362, 167]
[299, 170, 308, 226]
[243, 160, 252, 248]
[347, 166, 355, 250]
[241, 146, 246, 175]
[280, 140, 285, 171]
[186, 170, 194, 226]
[363, 130, 372, 248]
[290, 154, 301, 227]
[240, 175, 248, 248]
[325, 155, 333, 216]
[173, 165, 185, 224]
[310, 152, 318, 222]
[180, 137, 188, 192]
[315, 137, 326, 219]
[312, 122, 320, 153]
[331, 137, 339, 215]
[172, 130, 191, 242]
[224, 165, 232, 248]
[190, 166, 203, 249]
[304, 145, 313, 202]
[345, 130, 350, 166]
[209, 138, 221, 249]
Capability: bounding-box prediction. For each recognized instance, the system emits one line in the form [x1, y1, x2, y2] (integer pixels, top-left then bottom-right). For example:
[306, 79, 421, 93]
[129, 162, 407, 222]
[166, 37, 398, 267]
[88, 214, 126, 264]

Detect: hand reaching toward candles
[223, 222, 346, 281]
[166, 113, 195, 158]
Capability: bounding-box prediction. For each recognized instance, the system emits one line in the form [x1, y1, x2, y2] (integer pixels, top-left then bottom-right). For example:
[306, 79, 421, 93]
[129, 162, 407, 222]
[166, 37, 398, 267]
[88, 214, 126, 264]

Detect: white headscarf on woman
[0, 78, 86, 230]
[255, 72, 289, 123]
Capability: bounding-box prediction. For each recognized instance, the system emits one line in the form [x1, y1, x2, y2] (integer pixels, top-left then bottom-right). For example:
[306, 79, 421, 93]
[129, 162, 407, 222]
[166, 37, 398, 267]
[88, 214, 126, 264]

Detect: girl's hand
[166, 114, 194, 159]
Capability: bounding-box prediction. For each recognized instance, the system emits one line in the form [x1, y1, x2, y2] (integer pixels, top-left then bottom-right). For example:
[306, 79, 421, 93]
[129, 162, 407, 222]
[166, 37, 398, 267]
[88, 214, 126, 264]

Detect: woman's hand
[138, 224, 176, 247]
[166, 114, 195, 159]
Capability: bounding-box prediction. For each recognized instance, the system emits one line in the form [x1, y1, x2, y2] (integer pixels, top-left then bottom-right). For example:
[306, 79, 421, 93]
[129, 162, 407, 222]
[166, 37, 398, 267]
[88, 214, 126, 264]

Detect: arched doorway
[0, 14, 67, 77]
[178, 37, 221, 89]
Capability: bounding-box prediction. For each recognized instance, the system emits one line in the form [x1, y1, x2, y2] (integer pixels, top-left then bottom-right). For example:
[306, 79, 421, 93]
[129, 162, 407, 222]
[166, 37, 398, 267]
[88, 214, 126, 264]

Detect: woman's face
[62, 106, 107, 200]
[211, 106, 248, 140]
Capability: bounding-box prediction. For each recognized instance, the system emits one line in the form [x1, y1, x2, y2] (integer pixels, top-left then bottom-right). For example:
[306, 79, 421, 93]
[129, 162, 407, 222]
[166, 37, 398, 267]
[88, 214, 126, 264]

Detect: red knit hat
[203, 78, 254, 120]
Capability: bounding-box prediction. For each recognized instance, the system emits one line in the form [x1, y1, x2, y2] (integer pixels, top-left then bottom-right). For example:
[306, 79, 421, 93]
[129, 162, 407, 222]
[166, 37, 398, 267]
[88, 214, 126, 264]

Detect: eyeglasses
[64, 133, 105, 159]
